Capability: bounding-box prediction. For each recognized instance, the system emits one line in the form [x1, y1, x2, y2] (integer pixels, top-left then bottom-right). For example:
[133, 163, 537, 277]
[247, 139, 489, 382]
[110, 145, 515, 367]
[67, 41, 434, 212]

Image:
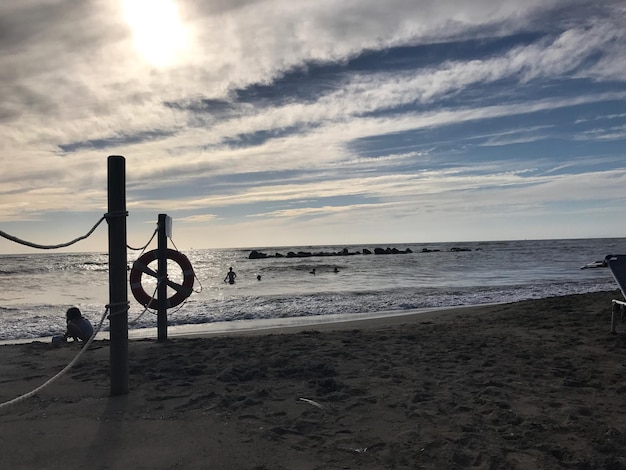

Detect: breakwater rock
[248, 246, 475, 259]
[248, 247, 414, 259]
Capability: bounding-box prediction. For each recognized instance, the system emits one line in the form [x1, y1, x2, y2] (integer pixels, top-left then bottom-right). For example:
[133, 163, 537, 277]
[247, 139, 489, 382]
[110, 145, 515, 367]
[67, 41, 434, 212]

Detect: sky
[1, 0, 625, 254]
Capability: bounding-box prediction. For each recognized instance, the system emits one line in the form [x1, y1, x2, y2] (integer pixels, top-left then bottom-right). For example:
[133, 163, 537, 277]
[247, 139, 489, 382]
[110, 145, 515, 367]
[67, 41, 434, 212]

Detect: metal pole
[107, 155, 129, 395]
[157, 213, 168, 341]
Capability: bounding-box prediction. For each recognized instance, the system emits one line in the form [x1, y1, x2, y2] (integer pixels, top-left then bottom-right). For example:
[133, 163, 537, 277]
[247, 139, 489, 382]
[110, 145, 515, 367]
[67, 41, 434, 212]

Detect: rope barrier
[0, 304, 111, 411]
[167, 236, 180, 251]
[104, 210, 129, 219]
[129, 281, 160, 325]
[169, 236, 203, 294]
[0, 216, 106, 250]
[127, 228, 157, 252]
[106, 301, 130, 318]
[0, 208, 204, 406]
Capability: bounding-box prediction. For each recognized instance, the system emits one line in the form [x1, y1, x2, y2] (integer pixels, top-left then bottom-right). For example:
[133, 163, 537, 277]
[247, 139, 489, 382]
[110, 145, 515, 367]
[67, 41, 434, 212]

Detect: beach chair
[607, 255, 626, 334]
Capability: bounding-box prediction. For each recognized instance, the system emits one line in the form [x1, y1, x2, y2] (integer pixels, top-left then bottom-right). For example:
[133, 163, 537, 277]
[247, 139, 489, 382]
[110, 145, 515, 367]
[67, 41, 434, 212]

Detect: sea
[0, 238, 623, 341]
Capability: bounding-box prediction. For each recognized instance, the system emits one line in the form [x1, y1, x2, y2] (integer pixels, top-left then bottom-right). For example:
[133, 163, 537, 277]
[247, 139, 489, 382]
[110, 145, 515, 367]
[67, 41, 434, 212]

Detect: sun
[121, 0, 189, 67]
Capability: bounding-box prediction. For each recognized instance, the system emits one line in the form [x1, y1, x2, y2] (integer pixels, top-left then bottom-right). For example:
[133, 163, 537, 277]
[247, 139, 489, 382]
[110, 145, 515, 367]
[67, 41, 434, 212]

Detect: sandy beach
[2, 290, 626, 469]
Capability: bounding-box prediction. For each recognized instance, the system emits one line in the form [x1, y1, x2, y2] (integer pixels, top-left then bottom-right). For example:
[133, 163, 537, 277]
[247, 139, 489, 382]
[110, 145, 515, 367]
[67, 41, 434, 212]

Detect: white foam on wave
[0, 238, 621, 341]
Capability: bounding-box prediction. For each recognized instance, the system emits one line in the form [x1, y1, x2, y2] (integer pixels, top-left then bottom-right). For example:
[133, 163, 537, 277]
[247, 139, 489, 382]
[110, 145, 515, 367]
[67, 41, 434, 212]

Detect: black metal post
[107, 155, 129, 395]
[157, 213, 168, 341]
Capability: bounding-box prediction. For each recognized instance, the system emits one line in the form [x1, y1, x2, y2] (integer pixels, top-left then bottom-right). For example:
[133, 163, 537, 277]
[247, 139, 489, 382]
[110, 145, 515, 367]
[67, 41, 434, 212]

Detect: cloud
[176, 213, 218, 223]
[576, 124, 626, 141]
[0, 0, 624, 251]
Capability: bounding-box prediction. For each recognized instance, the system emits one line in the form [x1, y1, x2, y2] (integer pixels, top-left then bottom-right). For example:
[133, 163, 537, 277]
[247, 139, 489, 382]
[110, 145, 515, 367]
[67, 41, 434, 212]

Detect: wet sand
[1, 290, 626, 469]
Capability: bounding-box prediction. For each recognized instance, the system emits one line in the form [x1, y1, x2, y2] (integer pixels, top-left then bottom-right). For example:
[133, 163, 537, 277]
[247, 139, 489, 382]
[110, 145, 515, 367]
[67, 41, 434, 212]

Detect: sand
[2, 290, 626, 469]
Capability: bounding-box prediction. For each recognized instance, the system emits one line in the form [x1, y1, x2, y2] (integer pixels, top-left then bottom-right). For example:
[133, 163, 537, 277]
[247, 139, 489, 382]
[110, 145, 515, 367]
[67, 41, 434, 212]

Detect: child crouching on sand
[64, 307, 94, 342]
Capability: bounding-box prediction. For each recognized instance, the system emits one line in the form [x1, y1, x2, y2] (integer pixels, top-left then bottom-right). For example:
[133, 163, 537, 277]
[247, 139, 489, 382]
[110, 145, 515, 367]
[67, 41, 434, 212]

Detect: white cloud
[0, 0, 624, 252]
[176, 213, 218, 223]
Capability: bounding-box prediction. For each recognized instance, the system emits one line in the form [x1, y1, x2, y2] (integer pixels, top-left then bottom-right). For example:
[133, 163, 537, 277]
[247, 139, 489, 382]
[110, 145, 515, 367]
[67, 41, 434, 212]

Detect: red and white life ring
[129, 249, 195, 309]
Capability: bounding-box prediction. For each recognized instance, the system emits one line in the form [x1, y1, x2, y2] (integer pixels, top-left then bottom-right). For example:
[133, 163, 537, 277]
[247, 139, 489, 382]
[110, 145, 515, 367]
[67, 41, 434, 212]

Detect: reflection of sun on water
[121, 0, 188, 67]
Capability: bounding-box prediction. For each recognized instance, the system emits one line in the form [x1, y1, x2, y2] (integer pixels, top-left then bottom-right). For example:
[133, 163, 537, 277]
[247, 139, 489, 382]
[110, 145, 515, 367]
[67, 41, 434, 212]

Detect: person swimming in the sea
[224, 267, 237, 284]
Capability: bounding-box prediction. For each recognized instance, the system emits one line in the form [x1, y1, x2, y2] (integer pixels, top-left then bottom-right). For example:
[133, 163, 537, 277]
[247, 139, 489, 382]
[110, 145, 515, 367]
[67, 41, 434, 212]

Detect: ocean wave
[0, 238, 622, 340]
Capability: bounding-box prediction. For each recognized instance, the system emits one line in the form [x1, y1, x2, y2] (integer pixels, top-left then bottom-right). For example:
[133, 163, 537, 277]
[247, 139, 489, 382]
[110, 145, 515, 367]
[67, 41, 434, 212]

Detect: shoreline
[0, 303, 492, 345]
[1, 290, 626, 469]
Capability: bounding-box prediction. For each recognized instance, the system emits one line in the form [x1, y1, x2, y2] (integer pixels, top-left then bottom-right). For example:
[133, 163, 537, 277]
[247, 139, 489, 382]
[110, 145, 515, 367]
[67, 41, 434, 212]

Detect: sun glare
[122, 0, 188, 67]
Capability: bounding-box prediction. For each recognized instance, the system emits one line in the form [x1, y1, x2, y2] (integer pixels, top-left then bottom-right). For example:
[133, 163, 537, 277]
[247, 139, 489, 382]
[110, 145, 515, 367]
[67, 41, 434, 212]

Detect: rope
[169, 236, 203, 294]
[129, 282, 160, 325]
[106, 301, 130, 318]
[105, 210, 129, 219]
[167, 236, 180, 252]
[127, 227, 162, 323]
[193, 274, 203, 294]
[0, 305, 110, 411]
[166, 297, 189, 315]
[0, 216, 106, 250]
[127, 228, 157, 252]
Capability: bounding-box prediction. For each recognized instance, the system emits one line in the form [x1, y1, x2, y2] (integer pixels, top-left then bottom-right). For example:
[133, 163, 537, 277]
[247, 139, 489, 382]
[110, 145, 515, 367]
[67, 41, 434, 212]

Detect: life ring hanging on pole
[130, 249, 195, 309]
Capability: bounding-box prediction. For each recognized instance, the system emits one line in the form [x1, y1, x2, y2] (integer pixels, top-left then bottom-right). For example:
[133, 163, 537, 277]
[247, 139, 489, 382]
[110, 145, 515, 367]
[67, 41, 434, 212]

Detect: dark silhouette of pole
[107, 155, 129, 395]
[157, 213, 168, 341]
